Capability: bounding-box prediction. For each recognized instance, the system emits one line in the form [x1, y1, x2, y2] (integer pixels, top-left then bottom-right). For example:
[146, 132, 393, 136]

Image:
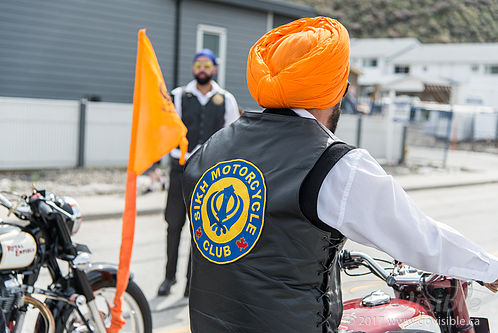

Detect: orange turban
[247, 17, 350, 109]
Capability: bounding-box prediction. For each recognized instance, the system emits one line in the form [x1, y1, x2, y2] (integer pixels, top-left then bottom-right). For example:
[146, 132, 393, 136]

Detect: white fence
[336, 114, 404, 164]
[1, 97, 404, 170]
[84, 102, 132, 167]
[0, 97, 132, 170]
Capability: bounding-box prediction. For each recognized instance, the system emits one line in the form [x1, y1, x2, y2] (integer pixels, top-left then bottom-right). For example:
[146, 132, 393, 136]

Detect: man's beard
[195, 72, 212, 85]
[326, 103, 341, 132]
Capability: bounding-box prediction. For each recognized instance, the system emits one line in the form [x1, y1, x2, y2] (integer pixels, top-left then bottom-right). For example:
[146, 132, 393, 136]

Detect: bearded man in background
[158, 48, 239, 297]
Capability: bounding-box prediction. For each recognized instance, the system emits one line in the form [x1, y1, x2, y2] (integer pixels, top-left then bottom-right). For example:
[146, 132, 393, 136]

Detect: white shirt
[170, 80, 239, 159]
[293, 108, 498, 284]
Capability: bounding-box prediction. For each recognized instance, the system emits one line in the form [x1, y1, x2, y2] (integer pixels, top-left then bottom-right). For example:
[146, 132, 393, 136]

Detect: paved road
[73, 183, 498, 332]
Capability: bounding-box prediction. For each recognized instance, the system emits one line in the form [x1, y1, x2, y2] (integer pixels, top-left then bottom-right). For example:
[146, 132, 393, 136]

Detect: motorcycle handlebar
[0, 193, 32, 219]
[340, 250, 487, 287]
[340, 250, 390, 281]
[0, 193, 12, 210]
[1, 191, 75, 222]
[35, 199, 53, 218]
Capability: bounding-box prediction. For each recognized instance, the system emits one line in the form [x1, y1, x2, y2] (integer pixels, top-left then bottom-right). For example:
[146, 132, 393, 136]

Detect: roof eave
[204, 0, 315, 17]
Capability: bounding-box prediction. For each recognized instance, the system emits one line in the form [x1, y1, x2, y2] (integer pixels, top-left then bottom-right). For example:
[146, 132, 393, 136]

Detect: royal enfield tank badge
[190, 159, 266, 264]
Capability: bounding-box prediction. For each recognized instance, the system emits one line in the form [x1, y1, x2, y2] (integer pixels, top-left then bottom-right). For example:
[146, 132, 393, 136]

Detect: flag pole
[108, 29, 187, 333]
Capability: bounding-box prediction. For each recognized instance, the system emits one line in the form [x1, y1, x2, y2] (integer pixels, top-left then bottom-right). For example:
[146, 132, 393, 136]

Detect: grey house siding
[177, 0, 268, 110]
[274, 14, 302, 28]
[0, 0, 176, 103]
[0, 0, 313, 108]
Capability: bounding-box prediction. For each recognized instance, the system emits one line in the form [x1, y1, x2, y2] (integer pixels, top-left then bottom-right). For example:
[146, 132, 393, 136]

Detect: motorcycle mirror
[46, 192, 56, 202]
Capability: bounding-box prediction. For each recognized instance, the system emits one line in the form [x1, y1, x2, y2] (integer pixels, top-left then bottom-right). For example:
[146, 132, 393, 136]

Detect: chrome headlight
[60, 196, 82, 235]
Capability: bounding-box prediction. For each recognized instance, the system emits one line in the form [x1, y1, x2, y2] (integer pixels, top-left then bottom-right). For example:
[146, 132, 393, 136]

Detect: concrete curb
[82, 179, 498, 221]
[84, 208, 163, 221]
[402, 179, 498, 192]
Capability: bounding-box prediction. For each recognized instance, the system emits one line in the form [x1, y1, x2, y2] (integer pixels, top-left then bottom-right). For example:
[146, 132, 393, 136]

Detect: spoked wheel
[14, 296, 55, 333]
[58, 280, 152, 333]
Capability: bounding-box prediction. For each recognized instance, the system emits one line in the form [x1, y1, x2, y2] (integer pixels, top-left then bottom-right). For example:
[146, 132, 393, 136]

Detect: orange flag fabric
[247, 17, 350, 109]
[109, 29, 188, 333]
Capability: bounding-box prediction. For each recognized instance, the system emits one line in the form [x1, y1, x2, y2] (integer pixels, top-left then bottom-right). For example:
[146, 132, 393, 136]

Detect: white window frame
[196, 24, 227, 88]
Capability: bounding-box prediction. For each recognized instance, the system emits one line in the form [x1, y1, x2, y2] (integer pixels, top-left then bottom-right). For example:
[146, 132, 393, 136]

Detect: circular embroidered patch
[190, 159, 266, 264]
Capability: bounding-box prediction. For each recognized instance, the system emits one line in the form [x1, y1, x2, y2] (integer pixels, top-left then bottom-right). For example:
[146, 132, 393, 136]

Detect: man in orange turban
[182, 17, 498, 333]
[247, 16, 350, 110]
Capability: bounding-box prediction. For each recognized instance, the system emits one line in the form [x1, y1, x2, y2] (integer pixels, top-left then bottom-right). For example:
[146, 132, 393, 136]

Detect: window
[362, 58, 377, 67]
[196, 24, 227, 87]
[394, 65, 410, 74]
[485, 64, 498, 75]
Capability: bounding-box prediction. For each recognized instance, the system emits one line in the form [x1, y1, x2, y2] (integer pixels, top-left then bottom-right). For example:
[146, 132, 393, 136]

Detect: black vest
[181, 90, 226, 152]
[183, 109, 354, 333]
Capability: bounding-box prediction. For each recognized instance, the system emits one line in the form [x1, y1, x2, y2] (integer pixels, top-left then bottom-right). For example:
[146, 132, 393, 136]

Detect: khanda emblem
[190, 159, 266, 264]
[206, 185, 244, 236]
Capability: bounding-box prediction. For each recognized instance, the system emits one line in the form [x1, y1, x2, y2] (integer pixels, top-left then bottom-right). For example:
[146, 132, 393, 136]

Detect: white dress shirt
[293, 108, 498, 284]
[170, 80, 239, 159]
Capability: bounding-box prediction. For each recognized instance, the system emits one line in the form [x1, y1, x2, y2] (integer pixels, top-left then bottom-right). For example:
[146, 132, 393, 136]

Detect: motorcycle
[0, 188, 152, 333]
[338, 250, 490, 333]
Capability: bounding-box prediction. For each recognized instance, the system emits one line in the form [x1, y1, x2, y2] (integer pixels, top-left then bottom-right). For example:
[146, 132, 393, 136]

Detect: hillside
[290, 0, 498, 43]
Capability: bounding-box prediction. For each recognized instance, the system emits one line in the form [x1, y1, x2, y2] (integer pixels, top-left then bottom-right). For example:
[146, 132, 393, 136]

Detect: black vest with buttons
[183, 109, 354, 333]
[181, 90, 226, 152]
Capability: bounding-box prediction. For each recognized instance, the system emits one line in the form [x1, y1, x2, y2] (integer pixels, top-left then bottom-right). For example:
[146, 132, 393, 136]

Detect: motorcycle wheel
[57, 280, 152, 333]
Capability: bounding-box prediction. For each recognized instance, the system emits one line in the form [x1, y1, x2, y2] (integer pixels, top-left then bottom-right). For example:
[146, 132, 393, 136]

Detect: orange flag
[109, 29, 188, 333]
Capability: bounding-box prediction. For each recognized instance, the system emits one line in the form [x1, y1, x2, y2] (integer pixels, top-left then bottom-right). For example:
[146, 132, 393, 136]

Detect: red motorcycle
[338, 250, 490, 333]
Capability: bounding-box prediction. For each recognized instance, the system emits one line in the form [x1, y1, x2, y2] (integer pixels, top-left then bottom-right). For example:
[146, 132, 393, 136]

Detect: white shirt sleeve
[317, 148, 498, 283]
[168, 87, 184, 159]
[223, 91, 240, 126]
[171, 87, 182, 118]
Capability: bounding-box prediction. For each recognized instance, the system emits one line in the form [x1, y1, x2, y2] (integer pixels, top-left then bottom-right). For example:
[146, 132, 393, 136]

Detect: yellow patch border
[190, 158, 267, 264]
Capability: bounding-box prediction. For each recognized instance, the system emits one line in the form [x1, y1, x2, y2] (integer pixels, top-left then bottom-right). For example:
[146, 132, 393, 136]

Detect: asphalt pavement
[72, 182, 498, 333]
[1, 147, 497, 332]
[76, 148, 498, 221]
[68, 148, 498, 332]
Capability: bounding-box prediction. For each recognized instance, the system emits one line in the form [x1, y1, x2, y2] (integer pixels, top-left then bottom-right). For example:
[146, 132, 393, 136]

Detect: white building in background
[350, 38, 420, 87]
[392, 43, 498, 107]
[351, 39, 498, 110]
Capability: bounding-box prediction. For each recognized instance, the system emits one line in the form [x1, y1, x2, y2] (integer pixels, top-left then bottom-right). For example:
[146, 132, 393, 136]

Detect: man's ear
[213, 66, 218, 75]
